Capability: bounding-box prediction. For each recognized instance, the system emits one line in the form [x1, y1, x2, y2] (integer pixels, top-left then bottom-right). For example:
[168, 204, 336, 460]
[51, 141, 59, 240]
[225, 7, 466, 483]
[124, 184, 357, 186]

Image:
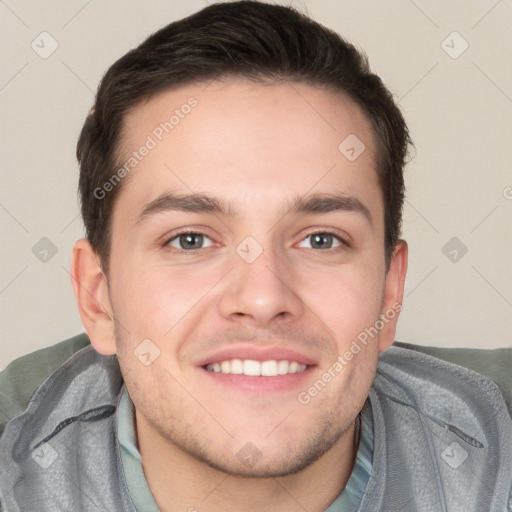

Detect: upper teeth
[205, 359, 307, 376]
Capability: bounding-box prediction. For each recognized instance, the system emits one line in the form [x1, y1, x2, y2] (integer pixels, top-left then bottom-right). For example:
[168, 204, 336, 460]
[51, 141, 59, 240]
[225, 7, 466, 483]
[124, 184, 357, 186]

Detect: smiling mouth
[204, 359, 308, 376]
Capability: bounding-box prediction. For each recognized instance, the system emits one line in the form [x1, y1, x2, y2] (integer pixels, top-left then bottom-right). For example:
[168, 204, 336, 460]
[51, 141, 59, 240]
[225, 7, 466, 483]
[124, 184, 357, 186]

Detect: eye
[297, 231, 346, 250]
[162, 229, 347, 253]
[164, 231, 215, 252]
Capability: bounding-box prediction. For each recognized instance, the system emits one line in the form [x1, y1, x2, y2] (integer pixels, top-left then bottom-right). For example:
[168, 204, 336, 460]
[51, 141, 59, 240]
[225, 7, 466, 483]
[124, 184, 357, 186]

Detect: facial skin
[72, 79, 407, 512]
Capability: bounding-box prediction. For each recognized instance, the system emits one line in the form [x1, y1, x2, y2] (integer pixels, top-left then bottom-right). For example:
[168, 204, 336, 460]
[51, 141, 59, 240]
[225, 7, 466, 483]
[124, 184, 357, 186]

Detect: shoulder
[365, 344, 512, 510]
[390, 341, 512, 418]
[378, 344, 512, 428]
[0, 333, 91, 436]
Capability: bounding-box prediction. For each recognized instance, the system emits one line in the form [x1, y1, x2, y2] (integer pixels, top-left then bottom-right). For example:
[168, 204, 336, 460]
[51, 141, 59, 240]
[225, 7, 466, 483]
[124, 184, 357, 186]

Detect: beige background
[1, 0, 511, 370]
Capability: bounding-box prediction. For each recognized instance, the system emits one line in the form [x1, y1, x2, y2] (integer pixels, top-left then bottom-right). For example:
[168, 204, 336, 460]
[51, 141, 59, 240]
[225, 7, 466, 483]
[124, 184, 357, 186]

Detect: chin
[192, 422, 345, 478]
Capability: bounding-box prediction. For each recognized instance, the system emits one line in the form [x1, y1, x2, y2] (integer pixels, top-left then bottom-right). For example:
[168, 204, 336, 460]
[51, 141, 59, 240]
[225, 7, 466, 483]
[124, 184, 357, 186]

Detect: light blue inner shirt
[118, 384, 374, 511]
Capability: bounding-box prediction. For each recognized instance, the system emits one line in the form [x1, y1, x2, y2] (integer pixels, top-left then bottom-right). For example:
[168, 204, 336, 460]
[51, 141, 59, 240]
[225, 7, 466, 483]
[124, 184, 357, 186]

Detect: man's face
[104, 79, 399, 477]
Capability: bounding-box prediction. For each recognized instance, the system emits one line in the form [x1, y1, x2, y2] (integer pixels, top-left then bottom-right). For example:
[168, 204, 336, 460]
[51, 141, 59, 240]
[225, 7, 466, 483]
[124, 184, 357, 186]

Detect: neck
[135, 410, 361, 512]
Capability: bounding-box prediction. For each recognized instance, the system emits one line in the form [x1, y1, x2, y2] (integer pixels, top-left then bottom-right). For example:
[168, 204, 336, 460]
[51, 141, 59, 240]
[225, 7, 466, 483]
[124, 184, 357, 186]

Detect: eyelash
[162, 229, 349, 254]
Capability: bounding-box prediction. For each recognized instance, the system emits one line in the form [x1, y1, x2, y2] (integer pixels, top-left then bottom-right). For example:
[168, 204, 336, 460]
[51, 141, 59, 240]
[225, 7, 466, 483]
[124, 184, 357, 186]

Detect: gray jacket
[0, 343, 511, 511]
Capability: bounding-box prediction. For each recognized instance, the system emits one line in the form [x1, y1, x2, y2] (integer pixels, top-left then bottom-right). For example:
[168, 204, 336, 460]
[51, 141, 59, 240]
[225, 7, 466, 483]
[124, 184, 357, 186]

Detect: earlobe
[378, 240, 408, 353]
[70, 239, 117, 355]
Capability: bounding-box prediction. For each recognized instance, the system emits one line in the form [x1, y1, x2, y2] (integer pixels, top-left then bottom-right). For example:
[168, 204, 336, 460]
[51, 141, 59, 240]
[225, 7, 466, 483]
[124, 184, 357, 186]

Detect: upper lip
[196, 344, 318, 367]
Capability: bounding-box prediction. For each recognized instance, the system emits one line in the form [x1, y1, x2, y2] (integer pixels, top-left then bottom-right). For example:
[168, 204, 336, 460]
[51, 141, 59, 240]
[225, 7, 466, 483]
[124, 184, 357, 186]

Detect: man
[0, 1, 511, 511]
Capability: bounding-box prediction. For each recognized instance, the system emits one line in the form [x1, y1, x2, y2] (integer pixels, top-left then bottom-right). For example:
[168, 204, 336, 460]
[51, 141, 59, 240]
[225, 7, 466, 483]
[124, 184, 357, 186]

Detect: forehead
[114, 79, 381, 226]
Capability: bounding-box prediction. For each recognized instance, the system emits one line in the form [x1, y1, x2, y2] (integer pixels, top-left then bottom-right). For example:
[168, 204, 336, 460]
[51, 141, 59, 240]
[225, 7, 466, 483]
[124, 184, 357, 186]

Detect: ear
[378, 240, 408, 353]
[70, 238, 117, 355]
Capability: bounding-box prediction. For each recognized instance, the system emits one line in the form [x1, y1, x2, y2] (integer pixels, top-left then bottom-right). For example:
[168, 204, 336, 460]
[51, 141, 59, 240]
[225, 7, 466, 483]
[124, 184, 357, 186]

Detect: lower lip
[199, 366, 315, 393]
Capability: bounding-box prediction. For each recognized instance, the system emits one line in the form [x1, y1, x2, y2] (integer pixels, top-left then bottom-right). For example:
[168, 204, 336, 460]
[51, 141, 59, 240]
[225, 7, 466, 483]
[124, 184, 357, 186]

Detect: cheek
[111, 264, 219, 339]
[300, 261, 384, 341]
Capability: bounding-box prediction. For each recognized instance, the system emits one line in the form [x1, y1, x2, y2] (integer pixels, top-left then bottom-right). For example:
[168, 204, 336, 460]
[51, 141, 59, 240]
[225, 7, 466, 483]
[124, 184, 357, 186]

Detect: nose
[218, 241, 305, 328]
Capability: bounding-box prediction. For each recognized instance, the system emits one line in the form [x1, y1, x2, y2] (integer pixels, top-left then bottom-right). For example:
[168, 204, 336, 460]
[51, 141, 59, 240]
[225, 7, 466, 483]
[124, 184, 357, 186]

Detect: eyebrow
[136, 191, 373, 226]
